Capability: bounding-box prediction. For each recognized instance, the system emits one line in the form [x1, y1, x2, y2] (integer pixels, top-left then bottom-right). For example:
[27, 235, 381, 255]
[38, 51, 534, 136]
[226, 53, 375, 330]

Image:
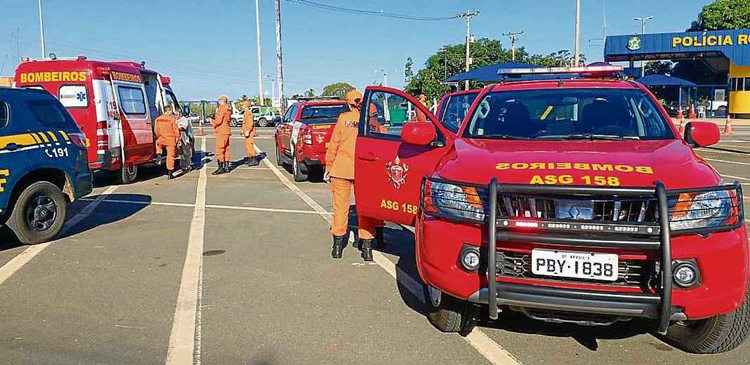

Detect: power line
[502, 31, 525, 61]
[285, 0, 461, 21]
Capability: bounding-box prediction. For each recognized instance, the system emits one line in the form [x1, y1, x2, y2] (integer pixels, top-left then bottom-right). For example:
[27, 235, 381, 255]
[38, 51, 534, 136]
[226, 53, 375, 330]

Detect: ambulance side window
[117, 86, 147, 115]
[0, 101, 9, 129]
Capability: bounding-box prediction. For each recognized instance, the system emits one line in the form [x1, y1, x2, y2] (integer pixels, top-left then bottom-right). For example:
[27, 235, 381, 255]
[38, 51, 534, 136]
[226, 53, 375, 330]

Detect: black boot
[223, 161, 231, 174]
[360, 238, 374, 262]
[375, 227, 385, 249]
[331, 235, 346, 259]
[167, 170, 174, 180]
[212, 161, 225, 175]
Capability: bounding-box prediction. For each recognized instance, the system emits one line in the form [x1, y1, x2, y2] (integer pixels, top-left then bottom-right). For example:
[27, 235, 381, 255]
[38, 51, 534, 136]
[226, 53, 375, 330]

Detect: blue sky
[0, 0, 711, 100]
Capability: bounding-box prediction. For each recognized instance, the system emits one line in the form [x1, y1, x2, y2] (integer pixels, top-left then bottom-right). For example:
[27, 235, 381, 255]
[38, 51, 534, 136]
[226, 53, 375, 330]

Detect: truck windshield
[301, 105, 347, 124]
[464, 88, 674, 140]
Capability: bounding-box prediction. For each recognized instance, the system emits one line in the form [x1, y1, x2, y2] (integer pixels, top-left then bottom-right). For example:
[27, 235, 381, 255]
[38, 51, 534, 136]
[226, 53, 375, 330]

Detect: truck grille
[496, 250, 652, 287]
[497, 195, 658, 224]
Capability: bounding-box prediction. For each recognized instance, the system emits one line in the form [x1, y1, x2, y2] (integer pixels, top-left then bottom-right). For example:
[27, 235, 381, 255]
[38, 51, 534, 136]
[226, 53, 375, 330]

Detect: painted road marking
[722, 174, 750, 182]
[166, 138, 207, 365]
[0, 185, 118, 286]
[704, 157, 750, 167]
[255, 146, 521, 365]
[82, 197, 331, 215]
[700, 149, 750, 157]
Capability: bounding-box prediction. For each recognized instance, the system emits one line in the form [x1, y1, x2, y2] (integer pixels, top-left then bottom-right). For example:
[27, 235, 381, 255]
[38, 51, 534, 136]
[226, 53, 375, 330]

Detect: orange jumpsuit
[325, 107, 380, 239]
[155, 114, 179, 171]
[241, 109, 256, 158]
[213, 104, 232, 162]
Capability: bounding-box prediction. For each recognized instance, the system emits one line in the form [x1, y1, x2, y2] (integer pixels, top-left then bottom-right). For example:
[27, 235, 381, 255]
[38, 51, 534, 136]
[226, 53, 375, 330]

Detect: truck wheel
[258, 118, 269, 128]
[120, 164, 138, 184]
[425, 286, 477, 334]
[666, 285, 750, 353]
[7, 181, 68, 245]
[292, 153, 308, 182]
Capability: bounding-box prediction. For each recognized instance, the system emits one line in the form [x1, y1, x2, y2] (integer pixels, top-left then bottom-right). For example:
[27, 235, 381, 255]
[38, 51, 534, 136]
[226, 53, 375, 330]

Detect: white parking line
[254, 146, 521, 365]
[206, 204, 330, 215]
[0, 185, 118, 286]
[721, 174, 750, 182]
[166, 138, 207, 365]
[703, 157, 750, 166]
[700, 149, 750, 157]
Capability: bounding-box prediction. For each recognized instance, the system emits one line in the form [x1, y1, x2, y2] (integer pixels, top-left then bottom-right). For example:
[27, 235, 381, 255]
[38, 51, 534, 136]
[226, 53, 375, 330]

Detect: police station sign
[672, 33, 750, 48]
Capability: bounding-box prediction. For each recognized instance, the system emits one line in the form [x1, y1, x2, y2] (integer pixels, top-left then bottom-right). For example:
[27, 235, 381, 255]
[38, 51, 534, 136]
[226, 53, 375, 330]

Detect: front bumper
[418, 180, 747, 333]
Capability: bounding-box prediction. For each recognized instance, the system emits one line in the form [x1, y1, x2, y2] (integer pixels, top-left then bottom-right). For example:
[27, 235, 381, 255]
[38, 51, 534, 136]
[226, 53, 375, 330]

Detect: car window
[466, 88, 673, 140]
[283, 104, 297, 122]
[117, 86, 147, 115]
[364, 91, 425, 138]
[441, 93, 477, 133]
[27, 99, 73, 128]
[0, 101, 9, 128]
[300, 105, 347, 124]
[59, 85, 88, 108]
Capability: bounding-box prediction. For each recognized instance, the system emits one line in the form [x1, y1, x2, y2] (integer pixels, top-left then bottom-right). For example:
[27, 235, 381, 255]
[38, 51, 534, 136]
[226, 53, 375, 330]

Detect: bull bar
[472, 179, 745, 335]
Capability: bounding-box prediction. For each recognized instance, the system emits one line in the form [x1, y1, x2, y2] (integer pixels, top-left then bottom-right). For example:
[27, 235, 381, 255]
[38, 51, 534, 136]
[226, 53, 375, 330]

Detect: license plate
[531, 249, 618, 282]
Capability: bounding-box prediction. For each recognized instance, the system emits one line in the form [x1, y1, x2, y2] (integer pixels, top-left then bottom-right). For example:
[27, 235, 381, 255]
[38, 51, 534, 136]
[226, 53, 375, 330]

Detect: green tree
[689, 0, 750, 31]
[322, 82, 355, 97]
[304, 88, 316, 97]
[404, 57, 415, 85]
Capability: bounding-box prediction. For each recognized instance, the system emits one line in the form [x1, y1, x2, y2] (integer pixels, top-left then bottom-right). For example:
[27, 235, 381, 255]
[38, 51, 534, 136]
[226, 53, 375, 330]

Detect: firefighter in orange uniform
[241, 101, 258, 166]
[325, 89, 381, 261]
[212, 95, 232, 175]
[155, 104, 180, 180]
[415, 93, 428, 122]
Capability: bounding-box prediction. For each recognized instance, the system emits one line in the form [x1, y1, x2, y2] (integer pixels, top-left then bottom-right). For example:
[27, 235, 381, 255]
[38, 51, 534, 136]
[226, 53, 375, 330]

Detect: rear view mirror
[401, 121, 437, 146]
[684, 121, 720, 148]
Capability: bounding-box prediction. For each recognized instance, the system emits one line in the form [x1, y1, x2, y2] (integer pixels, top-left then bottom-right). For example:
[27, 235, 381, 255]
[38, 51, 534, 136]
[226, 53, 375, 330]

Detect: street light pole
[255, 0, 264, 106]
[274, 0, 286, 111]
[573, 0, 581, 66]
[459, 10, 479, 91]
[38, 0, 46, 58]
[503, 31, 525, 61]
[634, 16, 654, 77]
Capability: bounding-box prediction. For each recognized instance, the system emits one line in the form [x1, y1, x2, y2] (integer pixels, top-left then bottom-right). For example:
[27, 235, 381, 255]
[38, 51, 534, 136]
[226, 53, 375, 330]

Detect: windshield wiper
[537, 134, 639, 141]
[484, 134, 532, 140]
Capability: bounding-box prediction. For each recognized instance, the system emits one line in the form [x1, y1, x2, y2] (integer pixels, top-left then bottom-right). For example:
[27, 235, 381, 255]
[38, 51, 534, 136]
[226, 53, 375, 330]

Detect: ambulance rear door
[111, 76, 155, 166]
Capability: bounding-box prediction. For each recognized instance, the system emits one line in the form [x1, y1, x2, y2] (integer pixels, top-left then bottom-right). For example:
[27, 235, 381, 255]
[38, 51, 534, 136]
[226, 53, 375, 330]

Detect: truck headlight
[668, 189, 738, 232]
[423, 179, 486, 222]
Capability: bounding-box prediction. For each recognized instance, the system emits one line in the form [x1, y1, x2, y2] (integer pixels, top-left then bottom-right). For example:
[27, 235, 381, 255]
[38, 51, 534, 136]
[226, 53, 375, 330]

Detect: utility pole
[573, 0, 581, 66]
[255, 0, 264, 106]
[634, 16, 654, 77]
[38, 0, 46, 58]
[459, 10, 479, 91]
[274, 0, 285, 111]
[502, 31, 525, 61]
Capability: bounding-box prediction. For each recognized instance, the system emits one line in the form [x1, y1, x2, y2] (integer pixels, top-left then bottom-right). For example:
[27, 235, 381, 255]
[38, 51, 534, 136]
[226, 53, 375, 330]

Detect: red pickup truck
[353, 66, 749, 354]
[274, 99, 348, 181]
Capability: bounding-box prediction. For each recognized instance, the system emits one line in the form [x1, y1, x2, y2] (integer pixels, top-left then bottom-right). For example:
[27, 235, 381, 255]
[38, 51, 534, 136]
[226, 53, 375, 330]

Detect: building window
[117, 86, 146, 115]
[59, 85, 88, 108]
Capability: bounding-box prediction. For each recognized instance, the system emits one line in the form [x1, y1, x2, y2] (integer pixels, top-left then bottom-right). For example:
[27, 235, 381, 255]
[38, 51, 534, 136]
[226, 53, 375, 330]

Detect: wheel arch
[8, 168, 72, 209]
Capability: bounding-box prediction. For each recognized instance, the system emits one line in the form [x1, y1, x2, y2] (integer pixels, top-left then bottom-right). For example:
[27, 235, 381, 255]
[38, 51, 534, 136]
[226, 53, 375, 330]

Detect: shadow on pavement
[349, 207, 669, 353]
[0, 193, 151, 248]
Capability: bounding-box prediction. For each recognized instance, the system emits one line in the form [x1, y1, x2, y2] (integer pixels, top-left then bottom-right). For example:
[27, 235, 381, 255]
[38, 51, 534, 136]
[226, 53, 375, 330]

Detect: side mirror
[182, 105, 190, 116]
[401, 121, 437, 146]
[684, 121, 720, 148]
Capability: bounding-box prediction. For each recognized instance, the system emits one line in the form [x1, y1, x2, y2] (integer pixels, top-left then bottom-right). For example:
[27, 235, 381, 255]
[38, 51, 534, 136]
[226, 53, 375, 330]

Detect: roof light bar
[498, 65, 624, 76]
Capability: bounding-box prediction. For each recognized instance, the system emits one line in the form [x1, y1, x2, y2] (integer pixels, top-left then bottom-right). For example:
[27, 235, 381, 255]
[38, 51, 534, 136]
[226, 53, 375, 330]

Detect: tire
[292, 153, 308, 182]
[258, 118, 269, 128]
[666, 285, 750, 354]
[7, 181, 68, 245]
[425, 286, 477, 334]
[120, 163, 138, 184]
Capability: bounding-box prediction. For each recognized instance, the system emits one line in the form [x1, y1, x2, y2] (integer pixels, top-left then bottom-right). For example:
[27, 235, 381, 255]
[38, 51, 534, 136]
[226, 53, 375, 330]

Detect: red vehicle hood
[436, 138, 721, 189]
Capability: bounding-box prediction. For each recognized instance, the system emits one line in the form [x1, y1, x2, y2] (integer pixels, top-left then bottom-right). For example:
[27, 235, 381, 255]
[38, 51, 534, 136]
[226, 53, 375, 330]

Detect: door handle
[3, 143, 21, 151]
[358, 153, 380, 161]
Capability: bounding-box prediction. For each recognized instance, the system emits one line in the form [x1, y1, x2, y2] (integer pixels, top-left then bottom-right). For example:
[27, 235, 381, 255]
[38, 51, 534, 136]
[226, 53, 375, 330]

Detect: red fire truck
[354, 66, 749, 354]
[15, 56, 185, 183]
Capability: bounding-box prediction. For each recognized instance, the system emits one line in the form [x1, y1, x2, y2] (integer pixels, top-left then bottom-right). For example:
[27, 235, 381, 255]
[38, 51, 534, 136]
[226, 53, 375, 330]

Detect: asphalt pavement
[0, 126, 749, 365]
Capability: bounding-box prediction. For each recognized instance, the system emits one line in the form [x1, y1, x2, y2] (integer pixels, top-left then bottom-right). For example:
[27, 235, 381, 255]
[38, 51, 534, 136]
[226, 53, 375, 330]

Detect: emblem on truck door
[386, 156, 409, 190]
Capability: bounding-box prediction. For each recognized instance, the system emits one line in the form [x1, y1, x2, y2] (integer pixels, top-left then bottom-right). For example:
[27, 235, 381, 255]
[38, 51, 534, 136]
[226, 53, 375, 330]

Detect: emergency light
[498, 65, 624, 80]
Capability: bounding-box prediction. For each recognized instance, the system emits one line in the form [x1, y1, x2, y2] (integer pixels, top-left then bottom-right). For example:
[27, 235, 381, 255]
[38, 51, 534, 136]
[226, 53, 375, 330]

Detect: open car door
[354, 86, 452, 226]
